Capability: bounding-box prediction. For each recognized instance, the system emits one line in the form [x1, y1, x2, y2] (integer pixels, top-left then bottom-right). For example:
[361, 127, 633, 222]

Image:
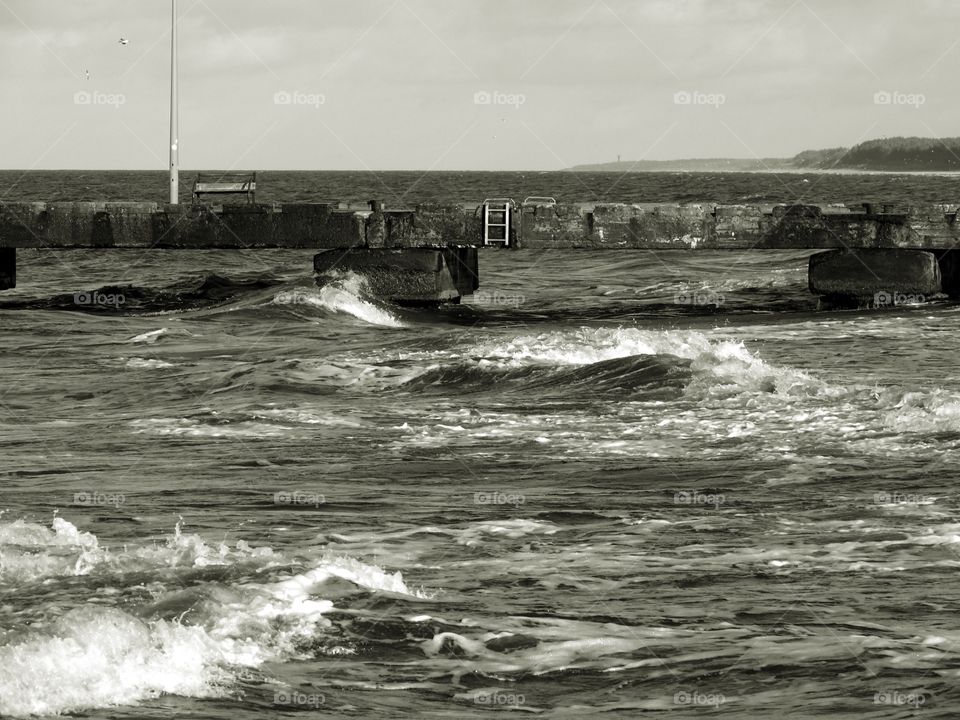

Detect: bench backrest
[193, 172, 257, 203]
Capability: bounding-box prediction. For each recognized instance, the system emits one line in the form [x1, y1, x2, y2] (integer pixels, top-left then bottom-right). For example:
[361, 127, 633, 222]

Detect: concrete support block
[313, 246, 477, 304]
[0, 248, 14, 289]
[442, 245, 479, 296]
[809, 248, 941, 304]
[935, 249, 960, 297]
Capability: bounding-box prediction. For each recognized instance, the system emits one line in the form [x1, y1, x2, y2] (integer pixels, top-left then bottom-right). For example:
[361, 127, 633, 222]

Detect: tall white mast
[169, 0, 179, 204]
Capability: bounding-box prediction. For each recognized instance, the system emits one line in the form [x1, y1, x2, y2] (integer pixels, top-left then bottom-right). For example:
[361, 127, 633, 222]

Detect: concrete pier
[0, 248, 14, 290]
[2, 200, 960, 303]
[3, 200, 960, 251]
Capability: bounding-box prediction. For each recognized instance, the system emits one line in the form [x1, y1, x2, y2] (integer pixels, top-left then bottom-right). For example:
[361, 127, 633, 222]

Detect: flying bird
[118, 37, 129, 45]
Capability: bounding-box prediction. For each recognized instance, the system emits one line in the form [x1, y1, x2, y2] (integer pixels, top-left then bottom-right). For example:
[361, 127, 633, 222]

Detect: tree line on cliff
[569, 137, 960, 172]
[793, 137, 960, 171]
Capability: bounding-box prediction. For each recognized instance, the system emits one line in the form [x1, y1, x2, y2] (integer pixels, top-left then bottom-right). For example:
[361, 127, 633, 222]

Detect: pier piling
[0, 248, 14, 289]
[808, 249, 942, 305]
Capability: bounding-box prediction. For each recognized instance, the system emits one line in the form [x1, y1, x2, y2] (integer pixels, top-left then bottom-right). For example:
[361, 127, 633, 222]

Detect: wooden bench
[193, 172, 257, 204]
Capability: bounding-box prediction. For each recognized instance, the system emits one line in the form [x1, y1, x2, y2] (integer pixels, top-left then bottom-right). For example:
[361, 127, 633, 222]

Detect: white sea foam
[0, 517, 271, 584]
[0, 518, 424, 717]
[129, 417, 295, 438]
[274, 273, 405, 327]
[250, 406, 365, 427]
[127, 328, 171, 344]
[456, 519, 560, 546]
[882, 388, 960, 434]
[0, 606, 232, 717]
[0, 517, 105, 583]
[294, 327, 831, 403]
[472, 327, 827, 397]
[125, 357, 175, 369]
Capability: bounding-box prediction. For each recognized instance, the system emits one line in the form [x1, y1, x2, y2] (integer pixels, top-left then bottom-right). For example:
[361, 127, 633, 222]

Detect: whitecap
[274, 272, 405, 328]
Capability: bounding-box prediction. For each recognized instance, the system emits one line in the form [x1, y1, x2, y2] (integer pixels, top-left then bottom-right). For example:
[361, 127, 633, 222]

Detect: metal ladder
[481, 198, 514, 246]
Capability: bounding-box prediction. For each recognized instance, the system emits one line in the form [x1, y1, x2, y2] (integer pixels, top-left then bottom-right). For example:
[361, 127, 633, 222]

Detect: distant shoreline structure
[569, 136, 960, 174]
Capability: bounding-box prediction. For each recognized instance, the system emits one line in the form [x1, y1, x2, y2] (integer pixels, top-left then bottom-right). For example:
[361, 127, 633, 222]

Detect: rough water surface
[1, 171, 960, 718]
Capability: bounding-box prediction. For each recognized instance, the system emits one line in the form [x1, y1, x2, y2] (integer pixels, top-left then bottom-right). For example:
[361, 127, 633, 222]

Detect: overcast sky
[1, 0, 956, 170]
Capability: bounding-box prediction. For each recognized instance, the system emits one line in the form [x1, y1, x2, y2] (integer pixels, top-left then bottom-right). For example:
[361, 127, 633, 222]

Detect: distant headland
[568, 137, 960, 173]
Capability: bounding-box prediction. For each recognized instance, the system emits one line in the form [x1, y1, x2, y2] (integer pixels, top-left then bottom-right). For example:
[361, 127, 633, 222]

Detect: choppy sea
[2, 171, 960, 719]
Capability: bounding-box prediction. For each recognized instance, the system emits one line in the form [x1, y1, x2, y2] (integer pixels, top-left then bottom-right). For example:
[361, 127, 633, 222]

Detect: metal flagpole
[169, 0, 179, 204]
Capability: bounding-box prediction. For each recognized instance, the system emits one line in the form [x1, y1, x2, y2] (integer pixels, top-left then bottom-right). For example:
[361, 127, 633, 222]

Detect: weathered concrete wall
[374, 205, 488, 248]
[3, 200, 960, 250]
[0, 202, 357, 249]
[521, 203, 588, 247]
[378, 201, 960, 250]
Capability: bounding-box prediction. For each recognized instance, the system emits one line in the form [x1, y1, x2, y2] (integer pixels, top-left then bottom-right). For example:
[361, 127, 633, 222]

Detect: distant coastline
[568, 136, 960, 173]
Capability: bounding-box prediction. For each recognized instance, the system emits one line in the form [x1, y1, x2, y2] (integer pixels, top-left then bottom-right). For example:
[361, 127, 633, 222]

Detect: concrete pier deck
[1, 200, 959, 250]
[2, 200, 959, 303]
